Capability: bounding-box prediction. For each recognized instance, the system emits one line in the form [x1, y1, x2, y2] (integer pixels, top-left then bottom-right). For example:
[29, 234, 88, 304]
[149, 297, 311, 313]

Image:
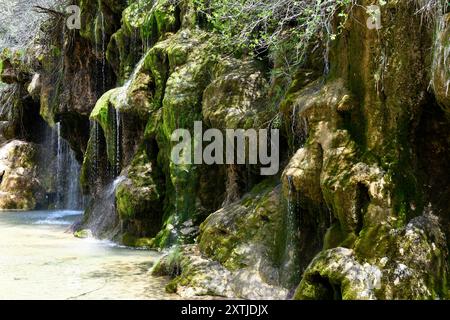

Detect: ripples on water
[0, 210, 175, 300]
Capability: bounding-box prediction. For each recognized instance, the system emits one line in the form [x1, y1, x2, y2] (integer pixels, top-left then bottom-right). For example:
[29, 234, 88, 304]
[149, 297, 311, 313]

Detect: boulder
[0, 140, 43, 210]
[153, 181, 290, 299]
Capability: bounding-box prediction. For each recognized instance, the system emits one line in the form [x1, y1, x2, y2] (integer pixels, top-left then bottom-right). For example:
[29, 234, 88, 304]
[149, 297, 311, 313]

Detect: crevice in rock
[18, 94, 49, 144]
[308, 274, 343, 300]
[91, 123, 110, 194]
[355, 183, 370, 235]
[57, 113, 90, 162]
[415, 97, 450, 234]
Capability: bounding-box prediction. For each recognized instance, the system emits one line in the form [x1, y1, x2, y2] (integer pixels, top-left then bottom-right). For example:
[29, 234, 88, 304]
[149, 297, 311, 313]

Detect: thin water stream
[55, 122, 85, 210]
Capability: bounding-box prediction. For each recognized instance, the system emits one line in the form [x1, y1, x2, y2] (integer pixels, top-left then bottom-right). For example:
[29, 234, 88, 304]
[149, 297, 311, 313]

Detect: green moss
[115, 146, 162, 221]
[106, 0, 181, 82]
[90, 89, 117, 166]
[323, 223, 347, 250]
[121, 233, 154, 248]
[148, 29, 220, 248]
[74, 229, 92, 239]
[91, 90, 114, 127]
[144, 109, 163, 139]
[294, 248, 379, 300]
[135, 237, 154, 247]
[80, 136, 94, 195]
[78, 0, 97, 41]
[121, 233, 138, 246]
[144, 41, 171, 109]
[165, 280, 178, 293]
[197, 180, 282, 272]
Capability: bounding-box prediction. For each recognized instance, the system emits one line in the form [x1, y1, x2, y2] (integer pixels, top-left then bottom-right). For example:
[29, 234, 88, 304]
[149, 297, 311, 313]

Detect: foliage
[415, 0, 449, 20]
[0, 0, 61, 52]
[192, 0, 355, 70]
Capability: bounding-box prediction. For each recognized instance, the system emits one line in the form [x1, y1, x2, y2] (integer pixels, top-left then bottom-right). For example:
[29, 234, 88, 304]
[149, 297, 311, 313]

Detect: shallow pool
[0, 210, 175, 300]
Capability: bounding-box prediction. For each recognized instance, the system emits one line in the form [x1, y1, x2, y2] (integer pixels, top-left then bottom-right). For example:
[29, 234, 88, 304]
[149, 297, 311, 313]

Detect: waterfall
[80, 120, 124, 238]
[290, 107, 309, 154]
[115, 107, 121, 177]
[54, 122, 84, 210]
[81, 56, 148, 237]
[112, 56, 147, 176]
[82, 175, 124, 239]
[38, 122, 85, 210]
[280, 175, 301, 287]
[94, 5, 107, 95]
[55, 123, 62, 208]
[285, 176, 297, 257]
[91, 120, 100, 187]
[169, 183, 180, 244]
[88, 120, 105, 195]
[100, 11, 106, 93]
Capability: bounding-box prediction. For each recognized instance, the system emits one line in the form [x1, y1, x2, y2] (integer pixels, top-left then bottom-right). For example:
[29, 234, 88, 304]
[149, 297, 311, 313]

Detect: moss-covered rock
[106, 0, 181, 82]
[151, 28, 223, 247]
[153, 181, 290, 299]
[74, 229, 93, 239]
[154, 240, 288, 299]
[115, 144, 164, 239]
[295, 212, 448, 300]
[431, 13, 450, 114]
[202, 59, 270, 129]
[199, 181, 283, 271]
[8, 0, 444, 300]
[0, 140, 44, 210]
[79, 0, 126, 44]
[89, 72, 151, 170]
[0, 50, 31, 84]
[280, 0, 448, 300]
[294, 248, 382, 300]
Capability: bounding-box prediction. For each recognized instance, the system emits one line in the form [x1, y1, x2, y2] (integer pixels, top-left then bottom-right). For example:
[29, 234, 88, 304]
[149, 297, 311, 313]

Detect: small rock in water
[74, 229, 93, 239]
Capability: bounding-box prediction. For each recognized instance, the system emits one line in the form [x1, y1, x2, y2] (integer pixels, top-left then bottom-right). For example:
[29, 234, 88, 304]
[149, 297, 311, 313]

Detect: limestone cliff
[0, 0, 449, 300]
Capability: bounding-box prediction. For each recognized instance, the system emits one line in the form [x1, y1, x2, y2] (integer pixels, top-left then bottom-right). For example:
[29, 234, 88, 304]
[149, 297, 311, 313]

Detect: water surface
[0, 210, 174, 300]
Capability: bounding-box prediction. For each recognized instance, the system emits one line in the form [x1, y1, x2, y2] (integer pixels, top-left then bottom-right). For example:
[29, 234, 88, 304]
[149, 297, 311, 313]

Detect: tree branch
[32, 6, 66, 18]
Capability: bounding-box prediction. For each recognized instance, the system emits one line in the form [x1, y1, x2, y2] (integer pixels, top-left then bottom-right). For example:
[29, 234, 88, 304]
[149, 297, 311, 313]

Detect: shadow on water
[0, 210, 83, 227]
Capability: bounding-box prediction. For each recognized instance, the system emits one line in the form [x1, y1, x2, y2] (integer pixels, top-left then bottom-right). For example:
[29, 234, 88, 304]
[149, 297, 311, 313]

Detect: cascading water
[281, 114, 309, 288]
[82, 56, 148, 237]
[168, 182, 181, 244]
[83, 175, 125, 239]
[290, 106, 309, 154]
[81, 119, 124, 238]
[93, 2, 107, 95]
[115, 107, 121, 177]
[112, 56, 147, 176]
[280, 175, 301, 288]
[100, 11, 106, 93]
[91, 120, 101, 189]
[55, 122, 85, 210]
[37, 122, 85, 210]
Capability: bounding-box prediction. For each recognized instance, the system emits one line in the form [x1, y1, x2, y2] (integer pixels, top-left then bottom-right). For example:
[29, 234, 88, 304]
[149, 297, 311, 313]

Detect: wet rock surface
[0, 0, 449, 300]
